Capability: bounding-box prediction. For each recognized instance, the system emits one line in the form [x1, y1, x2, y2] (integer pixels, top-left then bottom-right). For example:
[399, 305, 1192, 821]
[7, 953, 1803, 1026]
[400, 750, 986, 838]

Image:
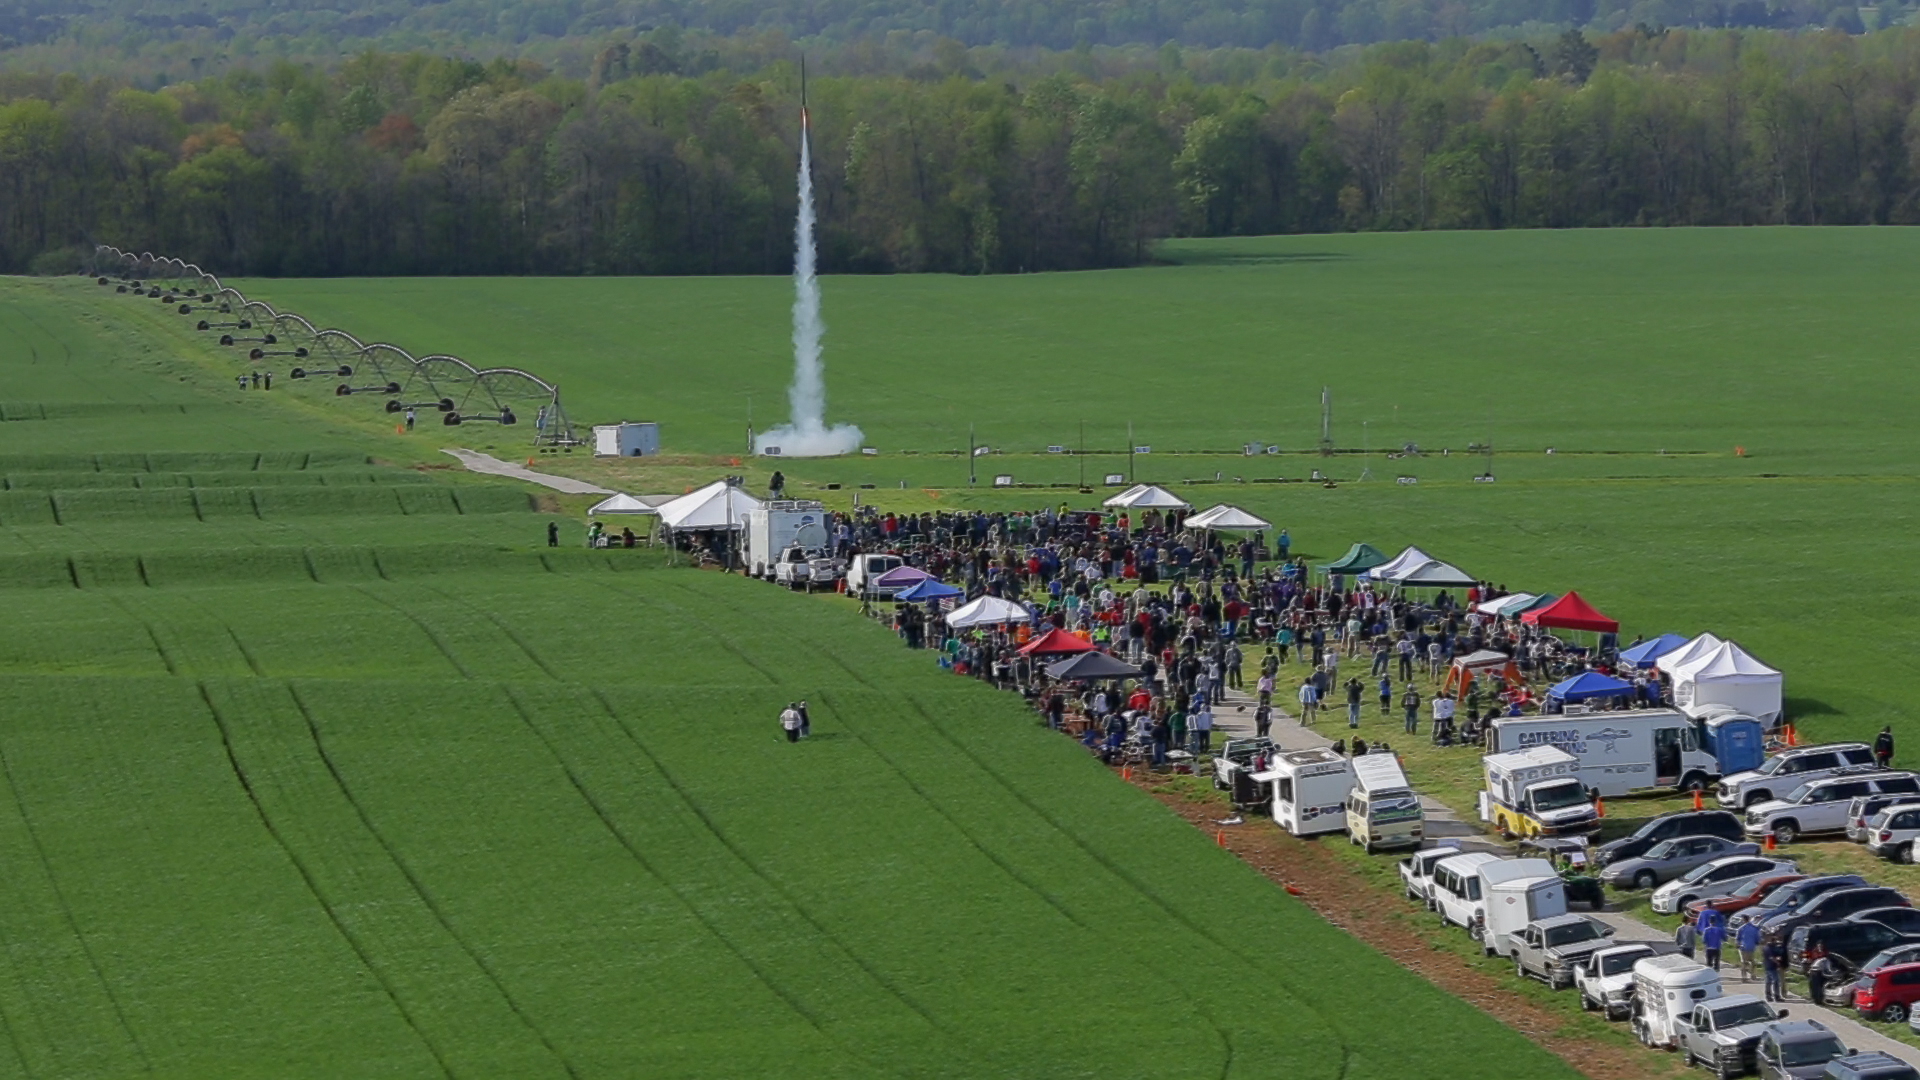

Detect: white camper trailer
[742, 501, 829, 579]
[1259, 748, 1354, 838]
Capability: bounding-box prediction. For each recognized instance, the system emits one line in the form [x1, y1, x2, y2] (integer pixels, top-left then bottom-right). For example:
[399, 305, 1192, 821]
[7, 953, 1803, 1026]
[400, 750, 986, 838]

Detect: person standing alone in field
[405, 408, 416, 431]
[1877, 726, 1895, 767]
[547, 521, 559, 547]
[780, 702, 802, 743]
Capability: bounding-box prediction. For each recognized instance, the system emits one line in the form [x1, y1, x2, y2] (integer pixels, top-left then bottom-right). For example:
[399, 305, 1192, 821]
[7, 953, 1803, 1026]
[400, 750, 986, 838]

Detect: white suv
[1866, 803, 1920, 863]
[1717, 743, 1876, 809]
[1744, 771, 1920, 845]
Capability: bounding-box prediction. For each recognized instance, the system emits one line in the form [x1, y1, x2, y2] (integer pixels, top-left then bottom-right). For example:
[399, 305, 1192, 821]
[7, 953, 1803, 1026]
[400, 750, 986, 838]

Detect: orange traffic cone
[1785, 724, 1797, 747]
[1120, 765, 1131, 781]
[1764, 832, 1776, 851]
[526, 457, 535, 467]
[395, 424, 404, 434]
[1692, 789, 1704, 812]
[1594, 795, 1606, 818]
[1284, 884, 1303, 896]
[1216, 830, 1227, 848]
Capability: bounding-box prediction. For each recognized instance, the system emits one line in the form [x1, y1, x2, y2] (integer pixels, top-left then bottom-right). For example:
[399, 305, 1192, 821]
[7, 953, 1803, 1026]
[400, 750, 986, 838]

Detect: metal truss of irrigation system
[89, 246, 579, 445]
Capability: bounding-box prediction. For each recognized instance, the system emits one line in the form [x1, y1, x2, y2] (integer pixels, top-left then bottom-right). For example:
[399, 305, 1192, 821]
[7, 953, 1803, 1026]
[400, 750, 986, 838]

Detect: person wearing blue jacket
[1701, 915, 1726, 971]
[1737, 918, 1762, 981]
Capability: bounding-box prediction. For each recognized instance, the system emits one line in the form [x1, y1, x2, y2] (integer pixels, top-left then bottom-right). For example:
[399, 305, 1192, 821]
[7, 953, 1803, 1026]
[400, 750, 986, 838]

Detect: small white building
[593, 422, 660, 457]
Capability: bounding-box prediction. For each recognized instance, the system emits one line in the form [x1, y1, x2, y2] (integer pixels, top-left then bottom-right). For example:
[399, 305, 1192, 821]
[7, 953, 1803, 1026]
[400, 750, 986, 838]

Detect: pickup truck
[1213, 738, 1277, 790]
[772, 546, 840, 591]
[1675, 994, 1790, 1080]
[1511, 913, 1616, 989]
[1398, 842, 1461, 908]
[1576, 942, 1659, 1020]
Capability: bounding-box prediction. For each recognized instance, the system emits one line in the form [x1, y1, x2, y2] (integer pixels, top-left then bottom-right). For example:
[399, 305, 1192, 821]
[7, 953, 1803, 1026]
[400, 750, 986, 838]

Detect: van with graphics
[1345, 753, 1424, 853]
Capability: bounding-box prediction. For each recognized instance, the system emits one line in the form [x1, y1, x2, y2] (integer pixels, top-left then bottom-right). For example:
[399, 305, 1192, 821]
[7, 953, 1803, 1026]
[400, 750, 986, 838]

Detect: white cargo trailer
[743, 500, 829, 579]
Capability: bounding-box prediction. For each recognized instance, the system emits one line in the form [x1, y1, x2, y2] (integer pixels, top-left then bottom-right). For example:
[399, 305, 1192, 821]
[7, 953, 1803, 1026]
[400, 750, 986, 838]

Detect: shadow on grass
[1785, 696, 1841, 719]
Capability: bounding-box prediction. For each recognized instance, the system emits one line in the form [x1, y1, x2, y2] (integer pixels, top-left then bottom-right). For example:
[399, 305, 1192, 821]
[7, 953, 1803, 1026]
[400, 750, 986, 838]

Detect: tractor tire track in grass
[416, 584, 560, 680]
[348, 585, 472, 677]
[1137, 775, 1665, 1080]
[896, 694, 1337, 1076]
[499, 687, 884, 1075]
[0, 720, 150, 1074]
[285, 684, 581, 1080]
[596, 580, 776, 685]
[97, 592, 176, 675]
[197, 682, 456, 1080]
[587, 689, 963, 1052]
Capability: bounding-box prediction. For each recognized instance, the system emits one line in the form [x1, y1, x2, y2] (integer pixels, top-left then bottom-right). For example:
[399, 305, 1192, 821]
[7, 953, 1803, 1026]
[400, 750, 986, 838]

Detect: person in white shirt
[780, 703, 802, 743]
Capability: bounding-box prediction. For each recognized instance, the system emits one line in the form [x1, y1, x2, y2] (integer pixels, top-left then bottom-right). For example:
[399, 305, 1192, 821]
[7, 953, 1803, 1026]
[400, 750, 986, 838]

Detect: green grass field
[0, 273, 1590, 1077]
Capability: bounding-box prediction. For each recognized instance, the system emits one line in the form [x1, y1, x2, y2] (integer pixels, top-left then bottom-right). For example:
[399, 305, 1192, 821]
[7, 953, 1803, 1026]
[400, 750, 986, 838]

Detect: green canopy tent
[1320, 542, 1388, 577]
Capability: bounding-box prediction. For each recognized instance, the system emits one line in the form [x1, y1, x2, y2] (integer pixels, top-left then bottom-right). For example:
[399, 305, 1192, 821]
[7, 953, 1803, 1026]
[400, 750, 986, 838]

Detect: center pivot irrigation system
[90, 246, 580, 443]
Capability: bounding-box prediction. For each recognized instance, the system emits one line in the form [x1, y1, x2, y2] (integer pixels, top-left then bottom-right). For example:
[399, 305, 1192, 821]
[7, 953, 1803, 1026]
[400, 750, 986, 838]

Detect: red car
[1683, 874, 1805, 924]
[1853, 961, 1920, 1022]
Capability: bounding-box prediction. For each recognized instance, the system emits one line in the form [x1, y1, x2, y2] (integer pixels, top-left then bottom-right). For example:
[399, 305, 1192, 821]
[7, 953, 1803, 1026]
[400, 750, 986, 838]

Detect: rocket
[800, 54, 809, 131]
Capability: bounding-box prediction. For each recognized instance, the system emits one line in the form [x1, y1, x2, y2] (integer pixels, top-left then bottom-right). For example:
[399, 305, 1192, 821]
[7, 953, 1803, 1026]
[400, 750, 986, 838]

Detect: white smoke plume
[753, 122, 863, 458]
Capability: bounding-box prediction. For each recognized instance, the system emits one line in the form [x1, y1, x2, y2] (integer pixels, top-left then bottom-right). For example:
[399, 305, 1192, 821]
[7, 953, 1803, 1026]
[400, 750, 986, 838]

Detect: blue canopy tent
[896, 579, 963, 602]
[1547, 671, 1634, 703]
[1618, 633, 1688, 668]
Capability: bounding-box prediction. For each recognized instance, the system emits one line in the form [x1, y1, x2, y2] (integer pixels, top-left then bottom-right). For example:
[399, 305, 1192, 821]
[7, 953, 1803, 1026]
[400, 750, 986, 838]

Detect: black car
[1848, 907, 1920, 937]
[1763, 886, 1911, 946]
[1787, 919, 1920, 973]
[1594, 810, 1745, 868]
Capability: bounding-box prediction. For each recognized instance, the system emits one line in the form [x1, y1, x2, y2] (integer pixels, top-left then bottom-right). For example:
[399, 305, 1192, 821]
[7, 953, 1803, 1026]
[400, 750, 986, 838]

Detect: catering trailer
[1486, 708, 1764, 798]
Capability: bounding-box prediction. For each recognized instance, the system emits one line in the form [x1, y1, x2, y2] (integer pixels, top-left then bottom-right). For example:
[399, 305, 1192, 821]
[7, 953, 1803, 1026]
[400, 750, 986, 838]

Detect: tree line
[9, 28, 1920, 277]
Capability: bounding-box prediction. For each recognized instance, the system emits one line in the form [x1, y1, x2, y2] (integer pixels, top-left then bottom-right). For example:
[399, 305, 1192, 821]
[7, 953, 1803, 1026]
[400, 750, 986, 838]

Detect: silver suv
[1717, 743, 1877, 809]
[1745, 771, 1920, 845]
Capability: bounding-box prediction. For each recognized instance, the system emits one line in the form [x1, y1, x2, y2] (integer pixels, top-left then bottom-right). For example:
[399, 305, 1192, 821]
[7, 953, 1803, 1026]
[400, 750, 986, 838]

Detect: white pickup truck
[1214, 737, 1278, 791]
[771, 545, 840, 591]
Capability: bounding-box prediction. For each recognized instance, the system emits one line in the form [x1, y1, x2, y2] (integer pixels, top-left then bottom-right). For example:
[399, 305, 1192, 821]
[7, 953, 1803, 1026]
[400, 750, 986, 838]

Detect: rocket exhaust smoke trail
[754, 62, 863, 458]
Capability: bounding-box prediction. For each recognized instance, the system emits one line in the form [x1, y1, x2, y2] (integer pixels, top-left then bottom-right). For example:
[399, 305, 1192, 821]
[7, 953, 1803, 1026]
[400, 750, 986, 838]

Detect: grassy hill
[0, 275, 1581, 1077]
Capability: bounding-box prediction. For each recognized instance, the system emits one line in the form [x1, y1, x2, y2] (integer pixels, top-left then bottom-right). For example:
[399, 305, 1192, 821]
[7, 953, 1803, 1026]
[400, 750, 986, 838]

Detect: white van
[1475, 858, 1563, 954]
[1631, 954, 1723, 1049]
[1345, 754, 1425, 853]
[1261, 748, 1353, 838]
[1432, 851, 1503, 933]
[844, 553, 905, 597]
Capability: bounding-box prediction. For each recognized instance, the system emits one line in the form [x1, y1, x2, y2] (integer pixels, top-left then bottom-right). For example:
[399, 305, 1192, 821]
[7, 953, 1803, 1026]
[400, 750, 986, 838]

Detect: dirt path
[442, 448, 614, 495]
[1136, 777, 1674, 1080]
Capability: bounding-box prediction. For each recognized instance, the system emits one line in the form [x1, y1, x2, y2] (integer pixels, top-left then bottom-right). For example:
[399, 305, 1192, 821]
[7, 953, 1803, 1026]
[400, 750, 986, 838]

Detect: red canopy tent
[1520, 590, 1620, 634]
[1018, 628, 1097, 657]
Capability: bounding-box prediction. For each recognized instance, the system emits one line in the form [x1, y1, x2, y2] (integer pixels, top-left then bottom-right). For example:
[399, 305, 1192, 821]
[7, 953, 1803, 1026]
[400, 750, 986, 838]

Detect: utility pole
[968, 423, 976, 487]
[1127, 420, 1135, 484]
[1078, 419, 1086, 491]
[1319, 386, 1333, 457]
[1360, 420, 1373, 481]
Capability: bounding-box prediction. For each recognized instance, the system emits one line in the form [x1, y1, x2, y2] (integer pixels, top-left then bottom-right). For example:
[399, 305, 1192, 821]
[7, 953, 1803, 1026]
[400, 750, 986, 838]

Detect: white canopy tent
[1671, 641, 1782, 724]
[654, 481, 763, 531]
[1391, 559, 1477, 588]
[1474, 592, 1537, 617]
[1101, 484, 1190, 510]
[586, 492, 671, 516]
[1367, 546, 1436, 581]
[1185, 504, 1271, 531]
[944, 595, 1033, 628]
[1655, 632, 1725, 676]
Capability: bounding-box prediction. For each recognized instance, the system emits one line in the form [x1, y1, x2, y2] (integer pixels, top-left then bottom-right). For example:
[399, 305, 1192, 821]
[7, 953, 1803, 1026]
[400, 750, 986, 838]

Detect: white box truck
[1345, 754, 1425, 853]
[1486, 709, 1766, 798]
[1482, 873, 1569, 959]
[743, 500, 829, 580]
[1481, 746, 1599, 840]
[1259, 748, 1353, 838]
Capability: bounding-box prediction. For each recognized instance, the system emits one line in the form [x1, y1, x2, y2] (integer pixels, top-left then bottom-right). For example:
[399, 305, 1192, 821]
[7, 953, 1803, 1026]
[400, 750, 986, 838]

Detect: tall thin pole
[1128, 420, 1135, 484]
[968, 423, 976, 487]
[1078, 419, 1086, 491]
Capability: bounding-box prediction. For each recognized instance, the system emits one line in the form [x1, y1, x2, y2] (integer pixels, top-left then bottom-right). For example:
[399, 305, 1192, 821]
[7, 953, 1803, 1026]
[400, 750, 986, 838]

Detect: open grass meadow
[0, 275, 1589, 1076]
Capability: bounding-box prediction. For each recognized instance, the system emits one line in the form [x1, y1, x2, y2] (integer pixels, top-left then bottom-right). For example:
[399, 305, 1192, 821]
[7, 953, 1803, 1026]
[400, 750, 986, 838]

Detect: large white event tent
[1367, 546, 1435, 581]
[945, 595, 1032, 628]
[1655, 632, 1725, 676]
[1671, 641, 1783, 724]
[653, 481, 763, 532]
[1185, 504, 1271, 531]
[1101, 484, 1190, 510]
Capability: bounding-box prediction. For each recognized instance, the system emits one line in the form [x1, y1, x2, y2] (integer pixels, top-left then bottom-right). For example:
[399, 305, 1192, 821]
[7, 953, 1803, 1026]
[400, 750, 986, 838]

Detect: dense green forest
[7, 28, 1920, 276]
[0, 0, 1903, 76]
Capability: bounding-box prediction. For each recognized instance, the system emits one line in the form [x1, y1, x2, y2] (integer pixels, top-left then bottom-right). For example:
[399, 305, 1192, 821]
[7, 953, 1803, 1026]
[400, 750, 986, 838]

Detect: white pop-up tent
[1185, 504, 1271, 531]
[586, 492, 672, 516]
[1671, 641, 1782, 724]
[1101, 484, 1190, 510]
[1367, 546, 1435, 581]
[1474, 592, 1537, 617]
[1391, 559, 1477, 588]
[1655, 632, 1725, 676]
[944, 595, 1032, 628]
[654, 481, 763, 531]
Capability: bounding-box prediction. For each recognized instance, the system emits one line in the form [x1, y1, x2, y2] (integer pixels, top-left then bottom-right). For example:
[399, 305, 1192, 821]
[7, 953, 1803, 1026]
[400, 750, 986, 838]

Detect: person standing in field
[1738, 917, 1761, 981]
[1763, 935, 1786, 1002]
[1345, 676, 1364, 729]
[1225, 641, 1243, 690]
[797, 700, 811, 739]
[547, 521, 559, 547]
[1297, 679, 1318, 726]
[1877, 726, 1895, 767]
[1396, 636, 1415, 681]
[780, 702, 802, 743]
[405, 408, 416, 431]
[1191, 704, 1213, 753]
[1378, 673, 1393, 715]
[1401, 685, 1422, 735]
[1701, 914, 1724, 972]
